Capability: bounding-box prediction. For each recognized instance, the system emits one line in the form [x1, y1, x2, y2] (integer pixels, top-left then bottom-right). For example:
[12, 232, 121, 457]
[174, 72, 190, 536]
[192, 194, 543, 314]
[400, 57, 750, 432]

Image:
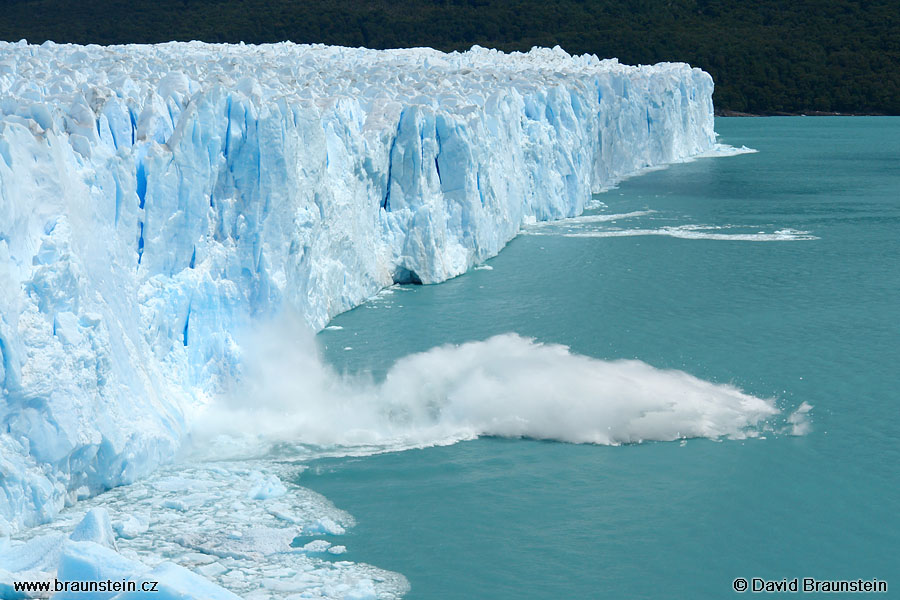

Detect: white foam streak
[562, 226, 819, 241]
[194, 316, 782, 458]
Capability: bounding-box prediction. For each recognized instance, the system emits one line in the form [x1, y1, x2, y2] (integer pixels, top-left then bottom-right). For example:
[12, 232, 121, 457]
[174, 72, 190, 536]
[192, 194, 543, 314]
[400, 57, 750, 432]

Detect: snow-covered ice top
[0, 41, 715, 534]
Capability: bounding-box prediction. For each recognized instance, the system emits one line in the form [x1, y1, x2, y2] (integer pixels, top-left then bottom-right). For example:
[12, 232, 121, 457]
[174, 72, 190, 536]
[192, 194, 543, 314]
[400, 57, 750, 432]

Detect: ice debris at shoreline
[0, 40, 716, 533]
[0, 462, 407, 599]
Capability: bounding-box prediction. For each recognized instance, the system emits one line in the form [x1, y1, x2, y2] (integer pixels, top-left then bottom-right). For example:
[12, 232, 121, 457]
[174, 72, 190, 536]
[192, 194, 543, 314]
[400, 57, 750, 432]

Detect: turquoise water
[305, 118, 900, 599]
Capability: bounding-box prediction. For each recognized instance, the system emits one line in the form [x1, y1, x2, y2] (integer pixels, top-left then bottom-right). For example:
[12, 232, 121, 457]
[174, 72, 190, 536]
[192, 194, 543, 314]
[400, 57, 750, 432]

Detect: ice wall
[0, 41, 715, 532]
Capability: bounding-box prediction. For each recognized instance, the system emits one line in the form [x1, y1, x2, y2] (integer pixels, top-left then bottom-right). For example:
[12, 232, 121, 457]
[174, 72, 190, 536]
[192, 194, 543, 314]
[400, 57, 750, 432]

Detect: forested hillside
[1, 0, 897, 114]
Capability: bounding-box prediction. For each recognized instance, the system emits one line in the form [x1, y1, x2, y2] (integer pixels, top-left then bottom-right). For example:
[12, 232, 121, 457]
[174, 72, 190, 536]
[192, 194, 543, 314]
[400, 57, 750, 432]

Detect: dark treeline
[1, 0, 897, 115]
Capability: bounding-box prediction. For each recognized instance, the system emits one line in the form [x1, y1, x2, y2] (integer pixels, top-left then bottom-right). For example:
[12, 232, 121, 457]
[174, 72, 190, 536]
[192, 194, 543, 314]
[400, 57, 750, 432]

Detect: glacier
[0, 38, 715, 541]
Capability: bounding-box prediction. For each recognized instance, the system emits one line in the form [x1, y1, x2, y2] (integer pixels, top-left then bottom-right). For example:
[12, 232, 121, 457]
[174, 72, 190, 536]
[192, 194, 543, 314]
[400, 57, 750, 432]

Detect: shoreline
[715, 109, 892, 117]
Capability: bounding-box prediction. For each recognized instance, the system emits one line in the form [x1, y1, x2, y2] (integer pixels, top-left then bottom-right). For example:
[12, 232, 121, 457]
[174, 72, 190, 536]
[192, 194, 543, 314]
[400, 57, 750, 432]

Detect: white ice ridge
[0, 40, 715, 532]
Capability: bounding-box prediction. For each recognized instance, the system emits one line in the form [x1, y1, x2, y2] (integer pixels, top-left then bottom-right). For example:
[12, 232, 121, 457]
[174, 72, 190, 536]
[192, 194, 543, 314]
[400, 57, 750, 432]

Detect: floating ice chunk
[196, 561, 228, 578]
[56, 540, 148, 599]
[111, 562, 241, 600]
[301, 539, 333, 553]
[161, 493, 213, 512]
[247, 473, 287, 500]
[305, 518, 346, 536]
[268, 506, 302, 524]
[177, 526, 298, 559]
[344, 579, 378, 600]
[0, 533, 65, 589]
[69, 507, 118, 550]
[112, 516, 149, 540]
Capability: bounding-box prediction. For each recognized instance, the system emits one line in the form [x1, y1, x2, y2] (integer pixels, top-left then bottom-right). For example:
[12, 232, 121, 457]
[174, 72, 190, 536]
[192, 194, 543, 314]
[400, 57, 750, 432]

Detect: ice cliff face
[0, 41, 714, 532]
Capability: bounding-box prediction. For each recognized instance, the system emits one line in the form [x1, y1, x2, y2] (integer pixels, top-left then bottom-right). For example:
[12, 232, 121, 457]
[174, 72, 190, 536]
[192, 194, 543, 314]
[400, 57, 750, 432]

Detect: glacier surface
[0, 40, 715, 536]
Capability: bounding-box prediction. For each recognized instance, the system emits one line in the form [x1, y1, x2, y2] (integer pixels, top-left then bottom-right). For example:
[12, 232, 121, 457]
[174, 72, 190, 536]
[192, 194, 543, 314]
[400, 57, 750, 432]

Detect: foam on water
[523, 205, 819, 241]
[561, 225, 819, 241]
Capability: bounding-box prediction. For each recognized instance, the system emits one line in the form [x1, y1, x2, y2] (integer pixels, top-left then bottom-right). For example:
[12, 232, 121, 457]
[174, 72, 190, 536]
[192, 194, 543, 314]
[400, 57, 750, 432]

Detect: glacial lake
[306, 117, 900, 599]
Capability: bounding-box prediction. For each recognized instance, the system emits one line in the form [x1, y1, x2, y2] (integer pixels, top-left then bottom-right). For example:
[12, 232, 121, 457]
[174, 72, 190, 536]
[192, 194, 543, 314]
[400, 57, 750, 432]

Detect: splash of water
[191, 314, 792, 458]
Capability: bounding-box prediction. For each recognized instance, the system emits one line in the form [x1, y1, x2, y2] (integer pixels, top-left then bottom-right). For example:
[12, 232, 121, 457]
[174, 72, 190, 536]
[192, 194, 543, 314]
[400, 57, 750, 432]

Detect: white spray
[192, 314, 799, 458]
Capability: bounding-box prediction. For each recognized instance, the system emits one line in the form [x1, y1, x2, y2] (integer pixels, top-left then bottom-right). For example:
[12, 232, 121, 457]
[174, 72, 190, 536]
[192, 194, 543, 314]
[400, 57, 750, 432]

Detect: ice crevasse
[0, 40, 715, 532]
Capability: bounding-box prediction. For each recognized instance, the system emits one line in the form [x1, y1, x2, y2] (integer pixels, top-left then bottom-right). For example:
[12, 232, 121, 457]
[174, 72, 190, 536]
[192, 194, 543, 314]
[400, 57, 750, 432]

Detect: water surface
[306, 117, 900, 599]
